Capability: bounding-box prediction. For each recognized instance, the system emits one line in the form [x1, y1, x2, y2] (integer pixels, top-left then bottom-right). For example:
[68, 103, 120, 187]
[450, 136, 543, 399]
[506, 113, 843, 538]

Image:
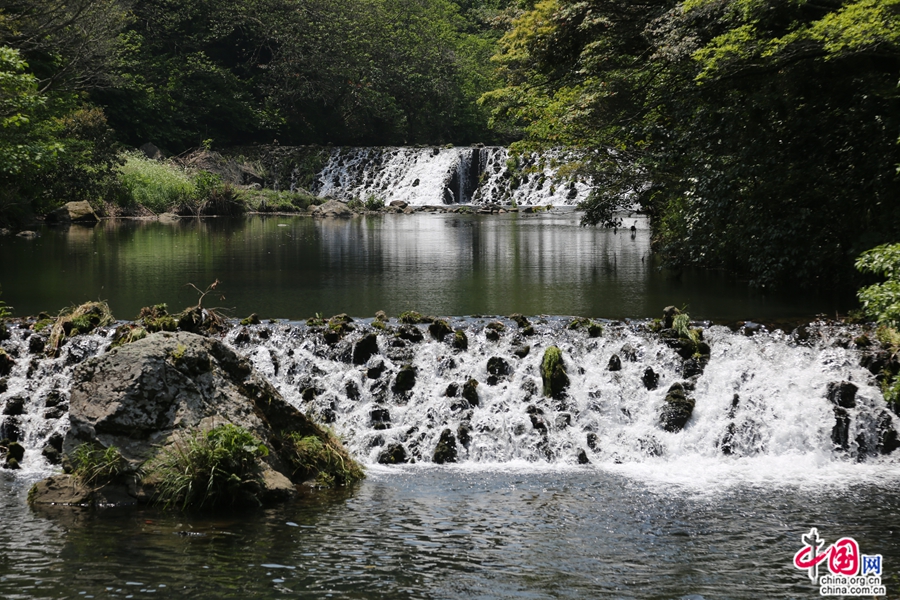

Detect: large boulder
[30, 331, 360, 508]
[46, 201, 100, 224]
[311, 199, 353, 218]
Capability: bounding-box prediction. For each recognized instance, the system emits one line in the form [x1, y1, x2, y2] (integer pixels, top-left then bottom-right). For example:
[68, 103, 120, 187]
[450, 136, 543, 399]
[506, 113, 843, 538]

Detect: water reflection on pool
[0, 212, 850, 320]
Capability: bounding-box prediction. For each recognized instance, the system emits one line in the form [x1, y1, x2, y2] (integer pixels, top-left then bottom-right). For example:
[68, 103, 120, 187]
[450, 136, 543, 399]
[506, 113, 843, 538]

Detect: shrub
[857, 243, 900, 327]
[149, 423, 269, 511]
[71, 444, 127, 487]
[117, 152, 195, 214]
[364, 195, 384, 211]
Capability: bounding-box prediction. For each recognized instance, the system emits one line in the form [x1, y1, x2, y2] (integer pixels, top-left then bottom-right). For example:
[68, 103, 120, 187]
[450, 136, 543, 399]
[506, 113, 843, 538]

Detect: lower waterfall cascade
[313, 146, 593, 207]
[1, 316, 898, 486]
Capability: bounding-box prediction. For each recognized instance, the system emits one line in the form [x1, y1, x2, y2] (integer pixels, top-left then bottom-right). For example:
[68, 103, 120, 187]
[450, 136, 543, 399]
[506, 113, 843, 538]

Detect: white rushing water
[2, 318, 898, 489]
[314, 147, 593, 206]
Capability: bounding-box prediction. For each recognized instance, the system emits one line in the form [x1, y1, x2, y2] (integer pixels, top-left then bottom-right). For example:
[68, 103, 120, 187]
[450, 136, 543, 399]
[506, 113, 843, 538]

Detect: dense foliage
[484, 0, 900, 287]
[857, 243, 900, 327]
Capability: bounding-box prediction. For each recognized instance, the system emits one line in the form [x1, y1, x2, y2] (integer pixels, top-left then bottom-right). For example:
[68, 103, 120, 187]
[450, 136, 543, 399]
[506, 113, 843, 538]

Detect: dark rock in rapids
[462, 379, 480, 407]
[487, 356, 511, 384]
[353, 333, 379, 365]
[452, 329, 468, 350]
[576, 449, 590, 464]
[0, 349, 14, 377]
[2, 394, 26, 416]
[392, 364, 417, 394]
[28, 331, 359, 508]
[620, 344, 638, 362]
[607, 354, 622, 372]
[378, 443, 408, 464]
[433, 429, 458, 464]
[827, 381, 857, 409]
[642, 367, 659, 390]
[659, 382, 695, 433]
[428, 319, 452, 340]
[366, 357, 386, 379]
[513, 345, 530, 359]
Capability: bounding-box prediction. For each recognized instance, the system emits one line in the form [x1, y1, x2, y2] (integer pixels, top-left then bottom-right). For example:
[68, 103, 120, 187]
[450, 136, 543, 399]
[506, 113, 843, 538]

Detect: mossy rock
[462, 378, 479, 407]
[568, 317, 602, 337]
[509, 313, 531, 328]
[241, 313, 261, 326]
[429, 319, 452, 340]
[399, 311, 423, 324]
[138, 304, 178, 333]
[659, 382, 695, 433]
[452, 329, 468, 350]
[540, 346, 569, 398]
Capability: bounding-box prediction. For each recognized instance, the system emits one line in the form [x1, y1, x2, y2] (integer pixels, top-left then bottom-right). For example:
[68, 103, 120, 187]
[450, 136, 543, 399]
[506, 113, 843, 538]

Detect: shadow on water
[0, 213, 852, 321]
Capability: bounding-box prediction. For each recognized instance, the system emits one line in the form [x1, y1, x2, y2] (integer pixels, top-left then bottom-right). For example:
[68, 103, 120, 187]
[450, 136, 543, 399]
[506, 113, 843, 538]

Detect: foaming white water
[313, 146, 591, 206]
[236, 319, 899, 487]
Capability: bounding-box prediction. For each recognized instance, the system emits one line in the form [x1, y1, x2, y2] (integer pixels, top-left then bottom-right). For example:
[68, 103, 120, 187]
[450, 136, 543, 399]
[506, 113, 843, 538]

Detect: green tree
[484, 0, 900, 288]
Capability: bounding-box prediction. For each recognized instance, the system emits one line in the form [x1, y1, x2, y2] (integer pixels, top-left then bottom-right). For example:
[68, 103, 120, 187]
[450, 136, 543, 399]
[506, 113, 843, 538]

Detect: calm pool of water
[0, 212, 849, 321]
[1, 467, 897, 599]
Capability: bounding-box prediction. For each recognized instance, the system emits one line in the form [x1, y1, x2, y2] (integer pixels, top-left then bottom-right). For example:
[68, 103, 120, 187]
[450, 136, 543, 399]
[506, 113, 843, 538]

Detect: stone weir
[1, 312, 898, 482]
[230, 145, 594, 207]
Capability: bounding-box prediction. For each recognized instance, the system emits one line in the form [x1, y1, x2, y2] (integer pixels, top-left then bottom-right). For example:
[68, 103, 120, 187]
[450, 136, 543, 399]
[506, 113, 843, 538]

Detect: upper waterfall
[313, 146, 593, 206]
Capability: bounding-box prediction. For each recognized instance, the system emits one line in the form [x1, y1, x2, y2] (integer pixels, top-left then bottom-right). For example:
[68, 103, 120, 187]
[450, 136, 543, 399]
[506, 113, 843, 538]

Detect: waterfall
[4, 318, 894, 483]
[312, 147, 593, 206]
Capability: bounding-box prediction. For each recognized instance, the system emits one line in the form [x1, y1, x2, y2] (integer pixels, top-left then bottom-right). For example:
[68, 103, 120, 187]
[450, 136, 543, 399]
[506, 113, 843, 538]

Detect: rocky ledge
[29, 331, 362, 509]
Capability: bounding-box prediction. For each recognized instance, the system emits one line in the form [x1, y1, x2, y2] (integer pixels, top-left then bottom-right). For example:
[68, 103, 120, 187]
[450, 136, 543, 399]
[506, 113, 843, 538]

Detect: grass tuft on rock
[47, 301, 114, 356]
[148, 423, 269, 511]
[71, 443, 128, 487]
[280, 429, 364, 488]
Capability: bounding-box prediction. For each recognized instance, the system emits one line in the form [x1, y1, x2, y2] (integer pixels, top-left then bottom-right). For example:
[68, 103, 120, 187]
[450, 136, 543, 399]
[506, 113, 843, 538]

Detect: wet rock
[513, 345, 530, 359]
[457, 423, 471, 448]
[576, 449, 590, 464]
[555, 413, 571, 428]
[526, 405, 547, 433]
[392, 364, 417, 394]
[607, 354, 622, 372]
[345, 380, 360, 401]
[396, 325, 424, 344]
[540, 346, 569, 398]
[639, 437, 664, 457]
[378, 443, 408, 464]
[827, 381, 857, 409]
[370, 408, 391, 429]
[462, 379, 479, 407]
[444, 382, 459, 397]
[620, 344, 638, 362]
[832, 407, 851, 451]
[876, 411, 900, 455]
[659, 382, 695, 433]
[485, 321, 505, 342]
[586, 432, 599, 451]
[353, 333, 379, 365]
[234, 327, 251, 345]
[1, 417, 21, 442]
[43, 406, 66, 420]
[433, 429, 457, 464]
[42, 443, 61, 465]
[452, 329, 468, 350]
[0, 349, 14, 377]
[428, 319, 452, 340]
[641, 367, 659, 390]
[663, 306, 680, 329]
[5, 441, 24, 463]
[366, 357, 386, 379]
[2, 395, 26, 416]
[29, 334, 46, 354]
[0, 378, 6, 394]
[682, 356, 707, 378]
[486, 356, 511, 376]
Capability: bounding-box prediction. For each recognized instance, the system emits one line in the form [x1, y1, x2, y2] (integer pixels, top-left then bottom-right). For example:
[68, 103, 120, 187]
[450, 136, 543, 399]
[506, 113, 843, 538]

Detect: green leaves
[857, 243, 900, 326]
